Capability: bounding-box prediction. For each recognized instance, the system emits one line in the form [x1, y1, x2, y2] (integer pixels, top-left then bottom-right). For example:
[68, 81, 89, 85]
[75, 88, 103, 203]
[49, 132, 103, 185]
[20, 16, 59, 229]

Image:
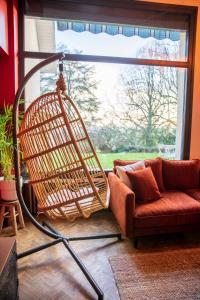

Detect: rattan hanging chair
[13, 54, 121, 300]
[18, 70, 108, 221]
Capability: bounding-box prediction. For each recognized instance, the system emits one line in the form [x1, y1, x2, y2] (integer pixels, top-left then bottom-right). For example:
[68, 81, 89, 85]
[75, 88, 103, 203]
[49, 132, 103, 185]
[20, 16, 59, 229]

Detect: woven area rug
[109, 248, 200, 300]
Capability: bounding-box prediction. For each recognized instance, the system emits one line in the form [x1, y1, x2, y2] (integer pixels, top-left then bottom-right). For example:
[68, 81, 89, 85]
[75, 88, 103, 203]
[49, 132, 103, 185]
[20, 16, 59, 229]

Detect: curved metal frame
[13, 53, 63, 239]
[12, 53, 121, 300]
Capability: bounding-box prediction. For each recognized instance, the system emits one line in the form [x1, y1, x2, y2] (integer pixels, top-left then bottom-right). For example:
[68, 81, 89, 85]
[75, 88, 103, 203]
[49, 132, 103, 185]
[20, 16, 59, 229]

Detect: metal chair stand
[17, 220, 121, 300]
[13, 53, 122, 300]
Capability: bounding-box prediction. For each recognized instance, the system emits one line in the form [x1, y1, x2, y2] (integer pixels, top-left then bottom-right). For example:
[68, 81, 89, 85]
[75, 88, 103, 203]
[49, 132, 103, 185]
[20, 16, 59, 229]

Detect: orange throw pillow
[126, 167, 161, 202]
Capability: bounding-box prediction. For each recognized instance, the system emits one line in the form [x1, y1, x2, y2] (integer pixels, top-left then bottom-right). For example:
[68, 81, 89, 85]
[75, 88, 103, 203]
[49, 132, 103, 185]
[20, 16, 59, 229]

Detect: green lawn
[96, 152, 159, 169]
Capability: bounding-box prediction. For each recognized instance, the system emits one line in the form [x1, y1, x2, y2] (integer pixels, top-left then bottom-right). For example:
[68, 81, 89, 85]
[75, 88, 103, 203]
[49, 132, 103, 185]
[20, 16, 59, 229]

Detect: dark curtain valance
[24, 0, 192, 32]
[57, 21, 181, 41]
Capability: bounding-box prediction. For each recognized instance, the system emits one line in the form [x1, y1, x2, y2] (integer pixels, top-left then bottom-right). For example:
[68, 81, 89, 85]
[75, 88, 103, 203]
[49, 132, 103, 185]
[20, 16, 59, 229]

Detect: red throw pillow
[126, 167, 161, 202]
[162, 159, 199, 190]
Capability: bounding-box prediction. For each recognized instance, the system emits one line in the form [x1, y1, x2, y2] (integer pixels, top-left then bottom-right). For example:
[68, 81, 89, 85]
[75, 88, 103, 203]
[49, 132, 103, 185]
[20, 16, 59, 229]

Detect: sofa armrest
[108, 172, 135, 237]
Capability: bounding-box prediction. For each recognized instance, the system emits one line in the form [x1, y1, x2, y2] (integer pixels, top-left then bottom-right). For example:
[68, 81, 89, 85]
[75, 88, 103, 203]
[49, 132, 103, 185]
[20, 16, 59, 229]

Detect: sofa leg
[134, 238, 139, 249]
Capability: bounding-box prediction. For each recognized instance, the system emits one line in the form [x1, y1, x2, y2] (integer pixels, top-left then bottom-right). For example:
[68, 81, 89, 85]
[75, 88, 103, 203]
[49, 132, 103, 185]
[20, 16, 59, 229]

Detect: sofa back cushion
[162, 159, 199, 190]
[114, 158, 164, 191]
[126, 167, 161, 202]
[113, 159, 137, 171]
[145, 158, 165, 192]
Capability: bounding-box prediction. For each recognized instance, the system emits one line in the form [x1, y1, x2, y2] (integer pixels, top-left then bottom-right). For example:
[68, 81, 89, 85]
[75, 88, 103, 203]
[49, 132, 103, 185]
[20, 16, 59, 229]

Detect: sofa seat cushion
[184, 189, 200, 200]
[134, 191, 200, 228]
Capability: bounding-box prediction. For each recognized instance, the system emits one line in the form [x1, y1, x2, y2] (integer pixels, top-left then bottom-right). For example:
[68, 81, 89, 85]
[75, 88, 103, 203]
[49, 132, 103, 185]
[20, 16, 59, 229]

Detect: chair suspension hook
[58, 52, 65, 74]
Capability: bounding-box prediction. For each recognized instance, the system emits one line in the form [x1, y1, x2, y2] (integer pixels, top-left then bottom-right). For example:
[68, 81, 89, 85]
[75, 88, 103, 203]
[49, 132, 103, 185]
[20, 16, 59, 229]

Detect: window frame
[19, 0, 198, 160]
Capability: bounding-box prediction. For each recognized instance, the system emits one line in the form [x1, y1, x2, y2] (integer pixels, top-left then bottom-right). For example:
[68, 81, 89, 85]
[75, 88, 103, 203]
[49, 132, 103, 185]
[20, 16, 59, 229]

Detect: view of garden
[96, 152, 158, 169]
[36, 22, 185, 168]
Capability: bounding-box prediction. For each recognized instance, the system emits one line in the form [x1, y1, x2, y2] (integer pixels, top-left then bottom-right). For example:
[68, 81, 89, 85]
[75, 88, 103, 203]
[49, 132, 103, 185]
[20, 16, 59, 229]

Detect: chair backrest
[18, 91, 108, 220]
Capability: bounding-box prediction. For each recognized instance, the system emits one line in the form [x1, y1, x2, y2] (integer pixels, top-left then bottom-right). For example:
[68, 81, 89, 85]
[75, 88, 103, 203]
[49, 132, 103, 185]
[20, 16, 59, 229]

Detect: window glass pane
[25, 17, 188, 61]
[25, 58, 187, 168]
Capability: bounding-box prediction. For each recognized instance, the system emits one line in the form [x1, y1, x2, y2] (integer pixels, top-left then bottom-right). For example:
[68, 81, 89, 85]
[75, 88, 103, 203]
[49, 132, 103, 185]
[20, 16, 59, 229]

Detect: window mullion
[24, 51, 189, 69]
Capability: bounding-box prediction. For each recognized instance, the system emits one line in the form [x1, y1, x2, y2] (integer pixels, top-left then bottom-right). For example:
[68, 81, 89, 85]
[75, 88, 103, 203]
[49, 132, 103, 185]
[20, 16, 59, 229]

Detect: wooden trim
[24, 51, 189, 69]
[0, 237, 16, 275]
[25, 0, 198, 14]
[24, 0, 196, 30]
[60, 0, 197, 13]
[26, 0, 198, 13]
[182, 8, 198, 159]
[18, 0, 25, 111]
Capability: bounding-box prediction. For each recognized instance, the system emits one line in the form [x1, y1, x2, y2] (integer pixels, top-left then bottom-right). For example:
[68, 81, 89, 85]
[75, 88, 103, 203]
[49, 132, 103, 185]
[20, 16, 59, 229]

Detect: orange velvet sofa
[108, 158, 200, 245]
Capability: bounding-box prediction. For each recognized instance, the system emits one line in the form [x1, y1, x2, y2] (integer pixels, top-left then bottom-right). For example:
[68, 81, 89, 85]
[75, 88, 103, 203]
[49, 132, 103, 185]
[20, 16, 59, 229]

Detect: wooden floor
[8, 211, 200, 299]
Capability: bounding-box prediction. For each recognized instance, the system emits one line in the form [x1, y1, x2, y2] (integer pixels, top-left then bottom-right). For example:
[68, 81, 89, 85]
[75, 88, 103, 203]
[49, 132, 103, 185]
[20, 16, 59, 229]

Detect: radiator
[22, 180, 38, 216]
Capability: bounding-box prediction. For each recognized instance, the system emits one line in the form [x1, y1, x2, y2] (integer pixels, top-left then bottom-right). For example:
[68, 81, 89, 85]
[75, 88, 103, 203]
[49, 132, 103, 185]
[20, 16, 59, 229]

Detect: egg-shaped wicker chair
[18, 73, 108, 221]
[13, 54, 121, 300]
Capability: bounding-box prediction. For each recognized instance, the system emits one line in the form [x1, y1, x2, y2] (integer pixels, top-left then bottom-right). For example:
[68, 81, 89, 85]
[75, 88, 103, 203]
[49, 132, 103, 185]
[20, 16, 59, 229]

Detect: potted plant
[0, 104, 20, 201]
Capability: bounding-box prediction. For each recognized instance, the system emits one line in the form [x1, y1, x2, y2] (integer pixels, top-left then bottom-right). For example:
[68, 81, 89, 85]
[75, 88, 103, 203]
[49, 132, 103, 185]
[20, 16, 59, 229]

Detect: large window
[22, 1, 196, 169]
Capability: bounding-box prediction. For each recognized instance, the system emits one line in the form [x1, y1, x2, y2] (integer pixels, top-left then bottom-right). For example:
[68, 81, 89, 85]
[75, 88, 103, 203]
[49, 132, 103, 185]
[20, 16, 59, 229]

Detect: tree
[119, 41, 178, 147]
[40, 44, 100, 124]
